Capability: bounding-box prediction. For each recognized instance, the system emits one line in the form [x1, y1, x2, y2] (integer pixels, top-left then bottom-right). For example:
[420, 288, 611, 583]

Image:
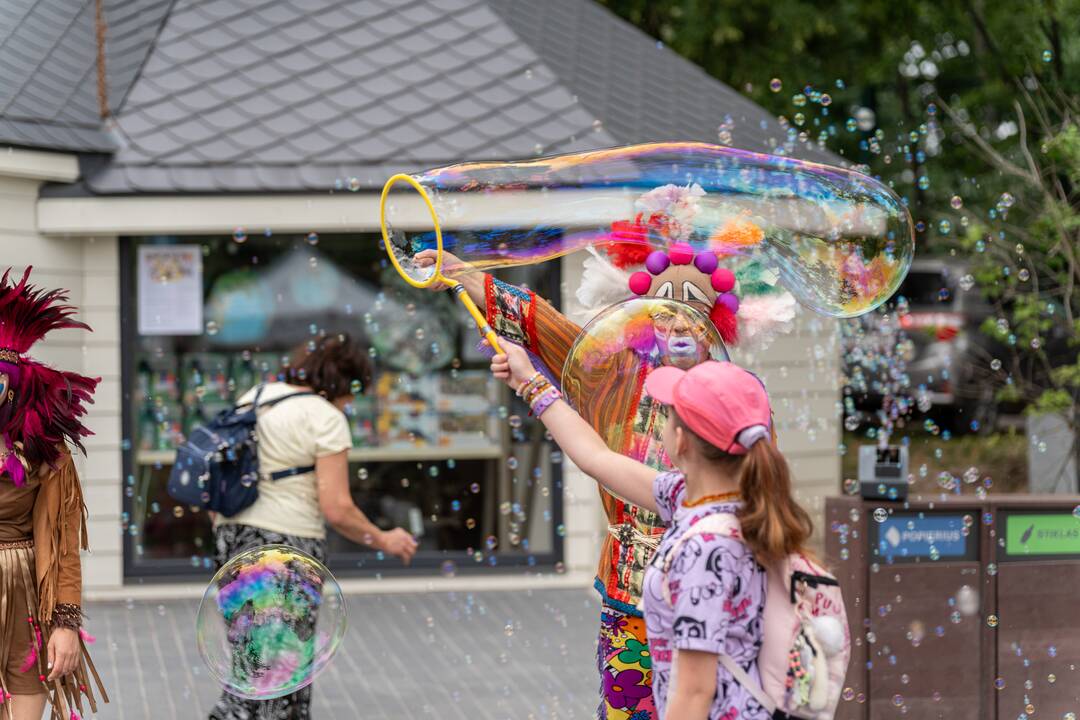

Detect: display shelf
[135, 444, 504, 467]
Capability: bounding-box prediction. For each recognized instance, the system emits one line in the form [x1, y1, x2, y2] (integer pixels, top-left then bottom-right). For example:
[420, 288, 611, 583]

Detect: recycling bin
[991, 497, 1080, 720]
[827, 495, 987, 720]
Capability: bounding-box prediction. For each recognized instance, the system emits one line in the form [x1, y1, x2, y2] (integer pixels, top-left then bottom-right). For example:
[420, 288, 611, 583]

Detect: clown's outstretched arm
[416, 249, 580, 377]
[489, 344, 658, 513]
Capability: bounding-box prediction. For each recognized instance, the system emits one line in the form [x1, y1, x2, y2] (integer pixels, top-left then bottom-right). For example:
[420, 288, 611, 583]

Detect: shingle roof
[0, 0, 172, 153]
[25, 0, 838, 195]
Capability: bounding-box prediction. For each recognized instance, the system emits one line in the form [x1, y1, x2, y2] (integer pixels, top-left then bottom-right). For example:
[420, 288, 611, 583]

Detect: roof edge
[0, 147, 80, 183]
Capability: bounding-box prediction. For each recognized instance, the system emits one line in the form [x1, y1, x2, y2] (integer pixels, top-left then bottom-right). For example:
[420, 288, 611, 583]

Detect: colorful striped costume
[484, 275, 673, 719]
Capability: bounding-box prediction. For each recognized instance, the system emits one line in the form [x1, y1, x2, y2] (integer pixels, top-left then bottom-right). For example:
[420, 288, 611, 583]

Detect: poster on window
[137, 244, 204, 335]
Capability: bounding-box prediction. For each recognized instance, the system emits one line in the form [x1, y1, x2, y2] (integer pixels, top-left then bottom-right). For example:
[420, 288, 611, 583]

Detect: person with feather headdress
[0, 268, 107, 720]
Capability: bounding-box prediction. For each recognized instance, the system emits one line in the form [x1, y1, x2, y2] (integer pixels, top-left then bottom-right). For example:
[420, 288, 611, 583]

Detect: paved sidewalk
[87, 588, 602, 719]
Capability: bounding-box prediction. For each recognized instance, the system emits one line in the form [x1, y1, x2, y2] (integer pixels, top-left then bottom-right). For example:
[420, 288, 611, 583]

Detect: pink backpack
[656, 513, 851, 719]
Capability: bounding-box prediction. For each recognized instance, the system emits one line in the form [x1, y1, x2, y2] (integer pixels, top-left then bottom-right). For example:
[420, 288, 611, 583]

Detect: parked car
[843, 258, 1002, 433]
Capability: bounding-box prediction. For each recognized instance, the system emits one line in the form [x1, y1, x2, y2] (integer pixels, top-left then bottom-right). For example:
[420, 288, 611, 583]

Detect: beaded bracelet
[51, 603, 83, 631]
[515, 372, 543, 398]
[530, 387, 562, 417]
[524, 380, 552, 405]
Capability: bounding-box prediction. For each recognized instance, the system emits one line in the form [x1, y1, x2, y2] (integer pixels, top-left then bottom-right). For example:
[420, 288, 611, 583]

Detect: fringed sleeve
[32, 449, 88, 626]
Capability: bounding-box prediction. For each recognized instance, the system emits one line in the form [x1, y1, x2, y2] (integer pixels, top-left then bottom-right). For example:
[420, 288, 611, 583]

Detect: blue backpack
[167, 385, 316, 517]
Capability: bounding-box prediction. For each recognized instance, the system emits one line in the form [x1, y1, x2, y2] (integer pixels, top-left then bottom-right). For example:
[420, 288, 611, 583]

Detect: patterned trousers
[597, 602, 657, 720]
[208, 523, 326, 720]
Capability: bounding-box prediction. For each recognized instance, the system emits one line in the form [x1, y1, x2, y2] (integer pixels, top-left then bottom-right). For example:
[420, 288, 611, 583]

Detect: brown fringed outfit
[0, 447, 107, 718]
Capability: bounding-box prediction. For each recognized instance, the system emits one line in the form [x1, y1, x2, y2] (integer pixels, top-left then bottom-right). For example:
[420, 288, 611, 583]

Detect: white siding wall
[0, 167, 123, 591]
[556, 253, 841, 576]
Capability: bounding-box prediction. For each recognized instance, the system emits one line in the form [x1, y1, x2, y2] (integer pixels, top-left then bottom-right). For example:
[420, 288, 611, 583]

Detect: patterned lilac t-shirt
[641, 472, 771, 720]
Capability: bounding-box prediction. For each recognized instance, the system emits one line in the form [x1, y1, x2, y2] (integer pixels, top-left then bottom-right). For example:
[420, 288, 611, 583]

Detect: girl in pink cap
[491, 343, 814, 720]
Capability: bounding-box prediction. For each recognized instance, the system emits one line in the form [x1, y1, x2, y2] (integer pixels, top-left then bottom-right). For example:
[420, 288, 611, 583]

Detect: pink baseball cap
[644, 361, 772, 455]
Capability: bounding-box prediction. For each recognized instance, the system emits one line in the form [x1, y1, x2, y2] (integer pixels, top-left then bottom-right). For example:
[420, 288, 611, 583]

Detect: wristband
[530, 387, 562, 417]
[51, 603, 83, 631]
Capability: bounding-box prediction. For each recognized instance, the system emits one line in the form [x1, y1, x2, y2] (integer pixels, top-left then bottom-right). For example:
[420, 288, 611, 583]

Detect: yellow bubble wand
[379, 174, 504, 355]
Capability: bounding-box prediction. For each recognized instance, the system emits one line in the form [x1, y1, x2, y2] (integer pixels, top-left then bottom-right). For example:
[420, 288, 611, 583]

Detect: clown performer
[0, 268, 107, 720]
[417, 182, 799, 719]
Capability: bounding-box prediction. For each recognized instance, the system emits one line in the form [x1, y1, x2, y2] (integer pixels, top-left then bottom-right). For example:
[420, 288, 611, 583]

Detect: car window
[899, 270, 958, 308]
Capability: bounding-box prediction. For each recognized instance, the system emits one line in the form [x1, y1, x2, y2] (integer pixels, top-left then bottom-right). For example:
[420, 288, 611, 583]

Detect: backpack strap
[241, 385, 319, 481]
[658, 512, 779, 716]
[717, 655, 777, 716]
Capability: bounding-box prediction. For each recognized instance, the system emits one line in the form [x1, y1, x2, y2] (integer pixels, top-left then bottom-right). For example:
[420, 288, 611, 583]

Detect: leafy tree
[602, 0, 1080, 444]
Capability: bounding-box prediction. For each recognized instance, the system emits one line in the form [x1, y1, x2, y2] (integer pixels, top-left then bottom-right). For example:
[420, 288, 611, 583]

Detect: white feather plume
[575, 246, 634, 311]
[736, 291, 799, 352]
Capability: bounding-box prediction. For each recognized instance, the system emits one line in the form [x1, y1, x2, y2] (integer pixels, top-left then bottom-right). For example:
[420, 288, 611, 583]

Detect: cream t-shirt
[215, 382, 352, 540]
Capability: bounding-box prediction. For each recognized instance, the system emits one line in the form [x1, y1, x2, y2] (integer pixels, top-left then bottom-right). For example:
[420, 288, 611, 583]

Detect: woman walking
[209, 333, 417, 720]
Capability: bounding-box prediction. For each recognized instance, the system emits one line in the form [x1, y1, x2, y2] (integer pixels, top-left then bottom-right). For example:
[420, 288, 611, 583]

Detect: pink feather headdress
[0, 267, 99, 484]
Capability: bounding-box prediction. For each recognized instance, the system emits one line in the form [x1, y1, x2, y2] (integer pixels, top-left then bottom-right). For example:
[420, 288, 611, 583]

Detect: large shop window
[121, 235, 563, 578]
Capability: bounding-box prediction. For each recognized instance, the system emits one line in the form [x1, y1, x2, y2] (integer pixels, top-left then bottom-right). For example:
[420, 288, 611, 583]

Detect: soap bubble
[770, 78, 783, 92]
[562, 298, 728, 454]
[196, 545, 346, 700]
[382, 143, 914, 318]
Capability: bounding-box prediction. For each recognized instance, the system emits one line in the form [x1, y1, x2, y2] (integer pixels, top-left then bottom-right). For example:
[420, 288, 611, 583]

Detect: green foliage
[601, 0, 1080, 431]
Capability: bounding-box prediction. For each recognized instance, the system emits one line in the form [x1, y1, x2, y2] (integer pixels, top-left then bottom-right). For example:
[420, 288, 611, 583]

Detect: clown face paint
[561, 298, 728, 454]
[649, 303, 712, 369]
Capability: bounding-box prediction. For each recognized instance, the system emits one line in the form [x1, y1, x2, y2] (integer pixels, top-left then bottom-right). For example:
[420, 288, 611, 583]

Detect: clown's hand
[488, 342, 535, 391]
[414, 249, 469, 290]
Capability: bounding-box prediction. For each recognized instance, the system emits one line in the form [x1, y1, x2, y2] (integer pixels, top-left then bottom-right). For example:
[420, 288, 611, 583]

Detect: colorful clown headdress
[0, 267, 99, 484]
[577, 183, 799, 348]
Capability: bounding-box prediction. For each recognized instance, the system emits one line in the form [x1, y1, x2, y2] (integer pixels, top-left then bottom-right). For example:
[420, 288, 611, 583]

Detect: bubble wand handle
[448, 282, 504, 355]
[379, 173, 503, 355]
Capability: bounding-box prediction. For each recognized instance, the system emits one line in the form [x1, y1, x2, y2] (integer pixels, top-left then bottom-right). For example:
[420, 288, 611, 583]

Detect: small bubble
[1043, 49, 1054, 62]
[305, 232, 319, 245]
[348, 177, 360, 192]
[440, 560, 456, 578]
[987, 614, 999, 628]
[990, 359, 1002, 371]
[950, 195, 963, 209]
[994, 677, 1006, 690]
[233, 227, 247, 243]
[873, 508, 888, 523]
[770, 78, 783, 92]
[959, 274, 975, 291]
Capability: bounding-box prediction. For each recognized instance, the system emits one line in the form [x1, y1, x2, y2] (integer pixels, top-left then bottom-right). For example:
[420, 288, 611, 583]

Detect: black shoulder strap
[237, 386, 316, 411]
[257, 390, 317, 409]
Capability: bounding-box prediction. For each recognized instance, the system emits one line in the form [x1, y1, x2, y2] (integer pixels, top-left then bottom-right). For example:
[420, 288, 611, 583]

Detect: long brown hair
[672, 412, 814, 567]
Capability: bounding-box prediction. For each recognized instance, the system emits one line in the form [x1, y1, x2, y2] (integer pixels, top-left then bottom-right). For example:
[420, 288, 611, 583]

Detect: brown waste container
[827, 494, 1080, 720]
[990, 497, 1080, 719]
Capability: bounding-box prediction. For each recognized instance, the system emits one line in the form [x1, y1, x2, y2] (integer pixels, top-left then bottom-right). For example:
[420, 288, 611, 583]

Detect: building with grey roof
[0, 0, 841, 594]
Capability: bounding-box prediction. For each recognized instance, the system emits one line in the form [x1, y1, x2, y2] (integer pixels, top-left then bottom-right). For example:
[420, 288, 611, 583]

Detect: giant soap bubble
[196, 545, 346, 700]
[380, 142, 914, 318]
[562, 298, 728, 461]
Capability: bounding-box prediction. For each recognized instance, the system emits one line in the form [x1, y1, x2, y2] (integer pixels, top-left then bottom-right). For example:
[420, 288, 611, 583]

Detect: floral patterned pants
[208, 523, 326, 720]
[597, 603, 656, 720]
